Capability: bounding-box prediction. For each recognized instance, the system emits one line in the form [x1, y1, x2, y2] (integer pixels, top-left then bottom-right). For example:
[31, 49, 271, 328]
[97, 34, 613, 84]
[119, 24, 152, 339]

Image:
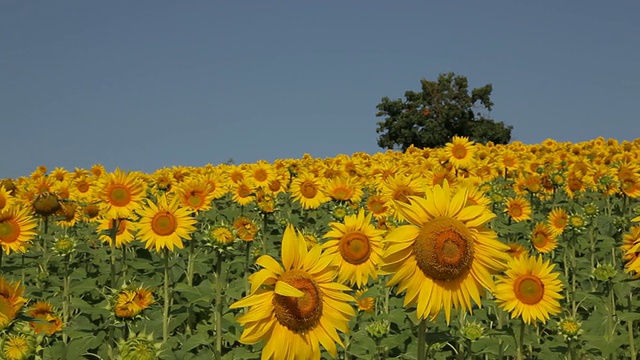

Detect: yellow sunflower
[113, 287, 155, 319]
[365, 193, 391, 219]
[531, 223, 558, 253]
[0, 276, 27, 331]
[0, 186, 16, 212]
[1, 334, 34, 360]
[621, 226, 640, 278]
[445, 136, 476, 169]
[174, 175, 216, 212]
[97, 169, 146, 219]
[322, 176, 364, 204]
[26, 301, 63, 335]
[0, 207, 39, 255]
[547, 207, 568, 236]
[137, 194, 197, 252]
[290, 172, 330, 210]
[230, 225, 355, 360]
[504, 196, 532, 222]
[97, 218, 138, 248]
[382, 180, 510, 323]
[494, 254, 564, 324]
[323, 209, 385, 288]
[230, 179, 256, 206]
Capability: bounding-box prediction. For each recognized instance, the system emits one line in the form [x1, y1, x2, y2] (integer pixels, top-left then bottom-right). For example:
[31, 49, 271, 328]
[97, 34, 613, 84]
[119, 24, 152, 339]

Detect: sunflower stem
[417, 319, 427, 360]
[629, 292, 636, 360]
[262, 211, 268, 255]
[62, 253, 70, 345]
[163, 247, 170, 343]
[214, 251, 223, 360]
[185, 237, 196, 335]
[516, 320, 526, 360]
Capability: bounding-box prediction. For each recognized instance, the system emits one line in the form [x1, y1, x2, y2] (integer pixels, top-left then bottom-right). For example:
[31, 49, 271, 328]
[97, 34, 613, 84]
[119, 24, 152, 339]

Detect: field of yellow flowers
[1, 136, 640, 360]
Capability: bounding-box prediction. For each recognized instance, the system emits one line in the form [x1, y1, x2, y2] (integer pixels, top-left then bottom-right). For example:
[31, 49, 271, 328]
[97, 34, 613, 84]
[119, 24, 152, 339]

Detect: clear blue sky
[1, 1, 638, 179]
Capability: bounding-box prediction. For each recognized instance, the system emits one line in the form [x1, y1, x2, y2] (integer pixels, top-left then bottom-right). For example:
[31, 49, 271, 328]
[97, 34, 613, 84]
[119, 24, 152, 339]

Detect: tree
[375, 72, 512, 150]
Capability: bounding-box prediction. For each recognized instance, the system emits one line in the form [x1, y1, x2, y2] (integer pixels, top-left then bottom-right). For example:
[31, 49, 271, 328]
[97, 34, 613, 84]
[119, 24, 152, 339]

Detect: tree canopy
[375, 72, 513, 151]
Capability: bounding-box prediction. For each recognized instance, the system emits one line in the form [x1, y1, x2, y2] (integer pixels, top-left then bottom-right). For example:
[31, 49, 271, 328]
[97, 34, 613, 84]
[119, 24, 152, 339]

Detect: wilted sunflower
[323, 210, 385, 287]
[504, 196, 532, 222]
[382, 181, 510, 323]
[113, 287, 155, 319]
[230, 225, 355, 360]
[97, 169, 146, 219]
[26, 301, 63, 335]
[137, 194, 197, 252]
[0, 207, 38, 255]
[494, 254, 564, 324]
[0, 276, 27, 330]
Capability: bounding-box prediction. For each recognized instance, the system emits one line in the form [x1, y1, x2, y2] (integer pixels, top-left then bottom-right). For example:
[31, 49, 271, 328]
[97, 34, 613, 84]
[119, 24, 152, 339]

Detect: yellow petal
[275, 280, 304, 297]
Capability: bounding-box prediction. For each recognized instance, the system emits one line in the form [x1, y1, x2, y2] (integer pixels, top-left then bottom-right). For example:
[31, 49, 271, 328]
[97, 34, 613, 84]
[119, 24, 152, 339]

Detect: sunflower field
[1, 136, 640, 360]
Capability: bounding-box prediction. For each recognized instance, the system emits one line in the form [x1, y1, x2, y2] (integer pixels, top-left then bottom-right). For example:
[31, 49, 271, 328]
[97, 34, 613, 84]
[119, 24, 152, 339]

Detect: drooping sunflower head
[112, 287, 155, 319]
[26, 301, 63, 335]
[0, 277, 27, 331]
[383, 180, 510, 323]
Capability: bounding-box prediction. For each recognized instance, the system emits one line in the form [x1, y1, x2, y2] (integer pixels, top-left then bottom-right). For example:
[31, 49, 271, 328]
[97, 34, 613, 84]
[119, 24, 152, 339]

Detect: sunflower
[0, 207, 39, 255]
[323, 210, 385, 288]
[26, 301, 63, 335]
[365, 193, 391, 219]
[445, 136, 476, 169]
[355, 288, 375, 313]
[621, 226, 640, 278]
[1, 334, 34, 360]
[248, 161, 276, 187]
[209, 224, 235, 245]
[113, 287, 155, 319]
[230, 179, 256, 206]
[494, 254, 564, 324]
[322, 176, 364, 204]
[233, 216, 258, 242]
[70, 176, 95, 202]
[0, 185, 16, 212]
[174, 176, 215, 212]
[504, 196, 532, 222]
[531, 223, 558, 253]
[230, 225, 355, 360]
[0, 276, 27, 330]
[137, 194, 197, 252]
[547, 208, 568, 236]
[290, 172, 330, 210]
[97, 218, 138, 248]
[97, 169, 146, 219]
[382, 181, 510, 323]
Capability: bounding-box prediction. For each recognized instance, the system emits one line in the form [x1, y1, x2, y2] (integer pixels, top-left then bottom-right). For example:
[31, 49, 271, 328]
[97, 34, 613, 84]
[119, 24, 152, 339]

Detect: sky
[1, 1, 639, 179]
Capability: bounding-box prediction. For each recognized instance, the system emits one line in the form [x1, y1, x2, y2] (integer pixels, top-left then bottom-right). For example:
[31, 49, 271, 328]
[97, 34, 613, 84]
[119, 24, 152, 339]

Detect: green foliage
[375, 72, 513, 150]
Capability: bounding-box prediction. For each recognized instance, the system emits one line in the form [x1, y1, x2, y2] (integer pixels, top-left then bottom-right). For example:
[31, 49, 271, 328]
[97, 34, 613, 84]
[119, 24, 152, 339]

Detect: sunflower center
[532, 232, 548, 247]
[187, 191, 204, 207]
[300, 181, 318, 199]
[254, 169, 268, 182]
[0, 196, 6, 209]
[514, 275, 544, 305]
[237, 185, 252, 198]
[510, 205, 523, 217]
[452, 145, 467, 159]
[109, 185, 132, 207]
[151, 212, 177, 236]
[273, 270, 323, 334]
[332, 187, 350, 200]
[0, 220, 19, 243]
[339, 232, 372, 265]
[414, 217, 475, 281]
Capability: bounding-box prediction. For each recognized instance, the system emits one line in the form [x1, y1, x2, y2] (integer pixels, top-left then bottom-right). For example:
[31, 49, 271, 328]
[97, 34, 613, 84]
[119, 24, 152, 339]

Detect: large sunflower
[323, 209, 386, 288]
[137, 194, 197, 252]
[230, 225, 355, 360]
[97, 169, 146, 219]
[0, 207, 38, 255]
[494, 254, 564, 324]
[382, 181, 510, 323]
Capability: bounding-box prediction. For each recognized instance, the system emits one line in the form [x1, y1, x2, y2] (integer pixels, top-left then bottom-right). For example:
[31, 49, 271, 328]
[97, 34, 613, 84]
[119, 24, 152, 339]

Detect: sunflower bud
[558, 317, 582, 340]
[53, 235, 76, 256]
[0, 179, 17, 195]
[33, 192, 61, 217]
[117, 331, 162, 360]
[461, 320, 485, 342]
[593, 264, 617, 282]
[366, 319, 390, 339]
